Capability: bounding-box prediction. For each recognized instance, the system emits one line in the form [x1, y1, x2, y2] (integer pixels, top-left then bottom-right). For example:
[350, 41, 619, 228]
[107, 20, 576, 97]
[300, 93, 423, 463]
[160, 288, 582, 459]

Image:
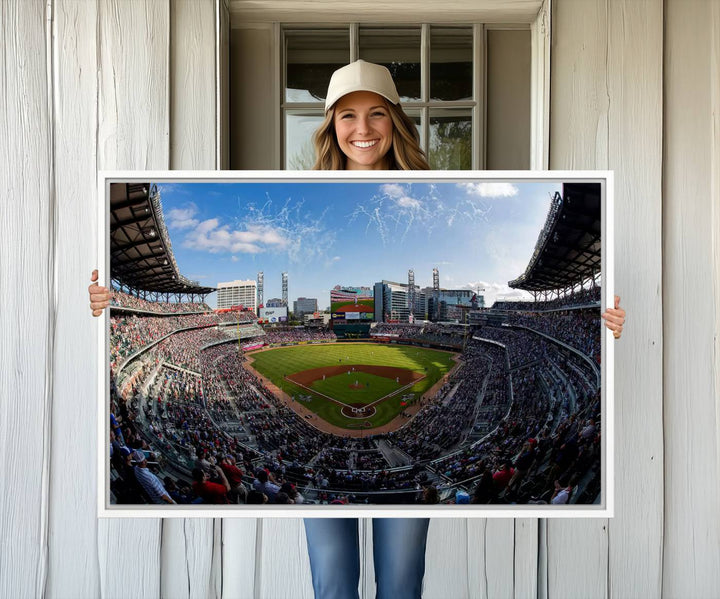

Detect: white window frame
[281, 23, 489, 170]
[228, 1, 551, 171]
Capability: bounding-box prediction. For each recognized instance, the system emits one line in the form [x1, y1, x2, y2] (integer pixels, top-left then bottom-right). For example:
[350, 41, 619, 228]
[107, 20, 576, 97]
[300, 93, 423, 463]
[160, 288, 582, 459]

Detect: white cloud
[464, 279, 533, 307]
[380, 183, 421, 209]
[183, 218, 288, 255]
[457, 182, 519, 198]
[166, 203, 199, 230]
[380, 183, 404, 197]
[324, 255, 342, 268]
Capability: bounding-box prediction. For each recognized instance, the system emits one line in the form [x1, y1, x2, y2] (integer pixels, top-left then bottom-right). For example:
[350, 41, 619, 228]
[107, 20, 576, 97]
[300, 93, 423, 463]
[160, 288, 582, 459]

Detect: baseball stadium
[108, 181, 604, 507]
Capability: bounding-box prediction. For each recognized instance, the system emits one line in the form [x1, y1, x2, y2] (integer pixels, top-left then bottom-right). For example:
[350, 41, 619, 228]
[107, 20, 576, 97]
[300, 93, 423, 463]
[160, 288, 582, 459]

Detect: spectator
[551, 475, 577, 505]
[132, 450, 175, 504]
[192, 466, 230, 504]
[253, 469, 281, 503]
[422, 485, 439, 504]
[492, 461, 515, 492]
[281, 482, 304, 505]
[220, 455, 247, 504]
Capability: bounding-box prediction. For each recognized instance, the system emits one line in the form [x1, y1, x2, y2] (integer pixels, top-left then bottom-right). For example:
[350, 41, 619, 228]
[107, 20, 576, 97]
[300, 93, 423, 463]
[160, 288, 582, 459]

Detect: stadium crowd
[109, 292, 603, 506]
[490, 285, 600, 312]
[111, 288, 211, 313]
[260, 328, 337, 344]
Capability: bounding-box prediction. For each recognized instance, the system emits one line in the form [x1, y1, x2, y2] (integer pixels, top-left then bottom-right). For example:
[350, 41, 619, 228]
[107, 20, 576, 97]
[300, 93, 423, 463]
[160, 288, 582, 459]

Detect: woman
[89, 60, 626, 599]
[302, 60, 433, 599]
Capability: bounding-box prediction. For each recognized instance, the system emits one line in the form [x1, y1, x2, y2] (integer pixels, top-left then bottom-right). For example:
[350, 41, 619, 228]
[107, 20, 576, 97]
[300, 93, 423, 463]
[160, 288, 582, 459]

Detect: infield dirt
[244, 344, 461, 437]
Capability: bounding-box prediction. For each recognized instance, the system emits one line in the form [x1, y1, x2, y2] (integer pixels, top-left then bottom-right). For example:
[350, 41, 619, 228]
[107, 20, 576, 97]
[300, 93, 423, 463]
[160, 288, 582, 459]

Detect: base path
[243, 347, 462, 438]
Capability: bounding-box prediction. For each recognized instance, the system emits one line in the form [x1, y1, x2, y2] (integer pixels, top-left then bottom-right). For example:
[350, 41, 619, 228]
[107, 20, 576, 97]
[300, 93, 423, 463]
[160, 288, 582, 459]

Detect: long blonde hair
[312, 100, 430, 171]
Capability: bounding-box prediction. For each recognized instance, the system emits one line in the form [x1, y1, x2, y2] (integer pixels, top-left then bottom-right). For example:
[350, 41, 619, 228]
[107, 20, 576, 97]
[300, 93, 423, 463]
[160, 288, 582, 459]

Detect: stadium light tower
[257, 271, 264, 309]
[432, 267, 440, 321]
[408, 269, 415, 321]
[282, 272, 288, 307]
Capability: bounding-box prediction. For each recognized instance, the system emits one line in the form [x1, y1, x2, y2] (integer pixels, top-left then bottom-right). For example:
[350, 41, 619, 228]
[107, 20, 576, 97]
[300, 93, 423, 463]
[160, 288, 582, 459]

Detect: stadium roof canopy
[110, 183, 215, 296]
[508, 182, 601, 293]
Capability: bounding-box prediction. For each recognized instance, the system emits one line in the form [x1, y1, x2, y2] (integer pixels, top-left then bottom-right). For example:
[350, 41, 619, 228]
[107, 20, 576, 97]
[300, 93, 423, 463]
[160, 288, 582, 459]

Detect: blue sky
[154, 180, 560, 309]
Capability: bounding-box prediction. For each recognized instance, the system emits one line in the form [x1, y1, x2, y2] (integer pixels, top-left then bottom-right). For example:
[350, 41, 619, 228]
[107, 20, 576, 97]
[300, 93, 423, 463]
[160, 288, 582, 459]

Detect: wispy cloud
[166, 203, 200, 230]
[350, 183, 494, 245]
[324, 255, 342, 268]
[184, 219, 288, 254]
[235, 195, 336, 264]
[380, 183, 422, 209]
[457, 182, 519, 198]
[349, 184, 441, 245]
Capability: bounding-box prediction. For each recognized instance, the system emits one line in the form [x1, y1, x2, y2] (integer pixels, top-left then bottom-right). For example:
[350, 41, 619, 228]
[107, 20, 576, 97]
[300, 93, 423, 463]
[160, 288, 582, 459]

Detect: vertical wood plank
[550, 0, 666, 597]
[663, 1, 720, 596]
[170, 0, 216, 170]
[47, 0, 102, 596]
[161, 519, 219, 599]
[550, 0, 609, 170]
[97, 0, 170, 171]
[96, 1, 170, 596]
[513, 519, 538, 599]
[422, 519, 471, 599]
[606, 1, 664, 598]
[257, 518, 314, 599]
[712, 11, 720, 560]
[547, 2, 610, 596]
[221, 519, 258, 598]
[0, 1, 52, 598]
[162, 1, 220, 598]
[463, 519, 515, 599]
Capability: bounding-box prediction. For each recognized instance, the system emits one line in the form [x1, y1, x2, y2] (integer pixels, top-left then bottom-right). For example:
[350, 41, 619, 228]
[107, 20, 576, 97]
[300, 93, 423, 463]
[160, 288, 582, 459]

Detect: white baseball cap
[324, 60, 400, 112]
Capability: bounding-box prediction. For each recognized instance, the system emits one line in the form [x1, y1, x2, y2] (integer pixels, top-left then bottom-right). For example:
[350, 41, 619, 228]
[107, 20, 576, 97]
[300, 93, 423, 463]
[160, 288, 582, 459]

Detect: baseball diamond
[245, 343, 457, 431]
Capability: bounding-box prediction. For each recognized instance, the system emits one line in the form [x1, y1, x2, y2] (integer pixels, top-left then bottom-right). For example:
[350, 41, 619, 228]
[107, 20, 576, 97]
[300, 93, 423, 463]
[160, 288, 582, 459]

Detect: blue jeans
[304, 518, 430, 599]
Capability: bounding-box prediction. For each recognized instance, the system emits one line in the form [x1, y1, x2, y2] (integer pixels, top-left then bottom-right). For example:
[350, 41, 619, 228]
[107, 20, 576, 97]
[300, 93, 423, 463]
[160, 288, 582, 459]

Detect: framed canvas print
[97, 171, 614, 518]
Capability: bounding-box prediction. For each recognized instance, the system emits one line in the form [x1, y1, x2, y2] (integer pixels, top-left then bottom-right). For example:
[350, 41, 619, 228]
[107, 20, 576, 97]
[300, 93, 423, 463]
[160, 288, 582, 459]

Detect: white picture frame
[97, 170, 614, 519]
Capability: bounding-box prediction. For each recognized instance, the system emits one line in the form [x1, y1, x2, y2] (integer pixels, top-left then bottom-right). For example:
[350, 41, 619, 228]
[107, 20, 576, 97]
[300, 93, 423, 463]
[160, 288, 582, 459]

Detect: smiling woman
[311, 60, 430, 171]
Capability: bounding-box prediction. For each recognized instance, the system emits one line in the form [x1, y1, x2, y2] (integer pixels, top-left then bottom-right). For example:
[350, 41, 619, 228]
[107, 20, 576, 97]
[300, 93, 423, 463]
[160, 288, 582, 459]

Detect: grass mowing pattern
[248, 343, 456, 429]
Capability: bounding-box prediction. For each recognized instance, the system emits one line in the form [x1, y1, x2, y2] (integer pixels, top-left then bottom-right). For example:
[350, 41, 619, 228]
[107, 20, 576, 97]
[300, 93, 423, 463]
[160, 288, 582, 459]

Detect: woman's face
[333, 91, 394, 170]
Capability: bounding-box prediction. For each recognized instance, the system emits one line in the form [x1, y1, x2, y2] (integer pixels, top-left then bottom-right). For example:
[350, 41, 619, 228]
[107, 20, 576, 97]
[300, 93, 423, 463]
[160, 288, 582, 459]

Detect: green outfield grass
[247, 343, 456, 429]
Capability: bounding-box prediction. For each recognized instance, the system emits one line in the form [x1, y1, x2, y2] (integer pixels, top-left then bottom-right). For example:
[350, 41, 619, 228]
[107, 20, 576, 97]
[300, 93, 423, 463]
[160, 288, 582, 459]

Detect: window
[283, 25, 481, 170]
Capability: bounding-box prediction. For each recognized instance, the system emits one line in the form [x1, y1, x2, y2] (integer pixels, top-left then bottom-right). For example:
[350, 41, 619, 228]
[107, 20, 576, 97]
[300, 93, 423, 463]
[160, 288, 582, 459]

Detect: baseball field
[246, 343, 457, 430]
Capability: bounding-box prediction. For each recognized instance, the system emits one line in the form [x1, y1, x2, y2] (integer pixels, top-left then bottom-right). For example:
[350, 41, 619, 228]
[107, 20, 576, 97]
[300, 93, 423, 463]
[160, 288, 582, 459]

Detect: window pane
[430, 27, 473, 101]
[429, 109, 472, 170]
[286, 30, 349, 103]
[359, 28, 421, 102]
[285, 112, 324, 169]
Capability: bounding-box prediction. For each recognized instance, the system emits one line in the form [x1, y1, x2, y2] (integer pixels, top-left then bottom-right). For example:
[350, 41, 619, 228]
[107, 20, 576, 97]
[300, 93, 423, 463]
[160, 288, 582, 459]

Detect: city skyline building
[216, 279, 257, 312]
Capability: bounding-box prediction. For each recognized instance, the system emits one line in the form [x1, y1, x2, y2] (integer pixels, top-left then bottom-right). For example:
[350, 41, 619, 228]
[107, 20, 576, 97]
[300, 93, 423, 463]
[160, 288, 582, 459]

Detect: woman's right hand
[89, 269, 111, 316]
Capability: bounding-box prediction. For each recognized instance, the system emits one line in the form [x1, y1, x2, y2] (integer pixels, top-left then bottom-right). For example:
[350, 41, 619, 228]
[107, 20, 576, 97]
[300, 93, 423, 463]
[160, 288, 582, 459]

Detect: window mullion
[421, 24, 430, 155]
[350, 23, 359, 61]
[474, 23, 485, 170]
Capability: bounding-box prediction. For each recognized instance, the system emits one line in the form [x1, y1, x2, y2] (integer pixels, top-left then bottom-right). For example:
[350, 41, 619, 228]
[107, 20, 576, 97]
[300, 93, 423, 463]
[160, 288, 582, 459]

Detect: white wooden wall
[1, 0, 718, 597]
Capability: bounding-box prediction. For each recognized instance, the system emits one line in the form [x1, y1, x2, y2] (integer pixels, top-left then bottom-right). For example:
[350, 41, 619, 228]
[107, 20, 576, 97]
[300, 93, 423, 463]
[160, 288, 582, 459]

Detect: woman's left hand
[601, 295, 625, 339]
